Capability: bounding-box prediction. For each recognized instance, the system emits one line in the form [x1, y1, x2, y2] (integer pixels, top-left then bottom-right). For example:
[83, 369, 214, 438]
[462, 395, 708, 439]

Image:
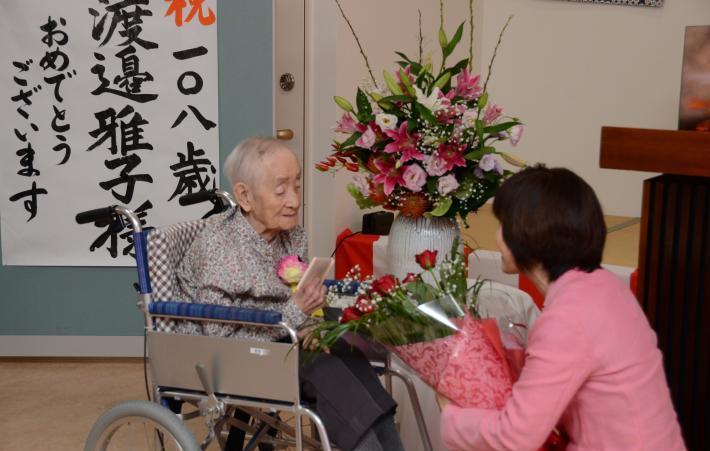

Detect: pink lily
[334, 113, 360, 133]
[455, 69, 483, 100]
[437, 143, 467, 172]
[384, 122, 424, 163]
[482, 104, 503, 125]
[373, 157, 404, 196]
[436, 90, 467, 124]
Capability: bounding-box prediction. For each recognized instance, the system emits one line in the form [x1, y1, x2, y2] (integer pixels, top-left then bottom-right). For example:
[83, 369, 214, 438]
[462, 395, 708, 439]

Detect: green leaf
[464, 146, 496, 161]
[395, 51, 413, 62]
[405, 280, 438, 303]
[379, 95, 413, 103]
[356, 88, 372, 119]
[433, 72, 451, 90]
[383, 70, 403, 96]
[340, 132, 361, 149]
[484, 121, 520, 134]
[464, 149, 486, 161]
[334, 96, 354, 112]
[429, 197, 453, 216]
[443, 22, 465, 58]
[399, 68, 416, 96]
[347, 183, 377, 209]
[448, 58, 470, 76]
[378, 100, 397, 111]
[416, 104, 437, 125]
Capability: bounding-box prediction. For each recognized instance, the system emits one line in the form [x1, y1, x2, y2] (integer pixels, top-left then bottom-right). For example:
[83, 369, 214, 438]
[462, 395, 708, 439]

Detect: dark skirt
[300, 341, 397, 451]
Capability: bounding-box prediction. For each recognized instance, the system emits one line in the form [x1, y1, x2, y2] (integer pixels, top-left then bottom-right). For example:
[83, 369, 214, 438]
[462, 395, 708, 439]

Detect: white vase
[386, 214, 460, 280]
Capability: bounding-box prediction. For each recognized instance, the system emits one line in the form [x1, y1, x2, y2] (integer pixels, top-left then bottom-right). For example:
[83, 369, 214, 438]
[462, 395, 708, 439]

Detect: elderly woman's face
[242, 147, 301, 238]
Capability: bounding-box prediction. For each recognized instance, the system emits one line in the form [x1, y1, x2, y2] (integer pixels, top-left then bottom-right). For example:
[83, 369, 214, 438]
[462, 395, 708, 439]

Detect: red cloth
[334, 229, 379, 279]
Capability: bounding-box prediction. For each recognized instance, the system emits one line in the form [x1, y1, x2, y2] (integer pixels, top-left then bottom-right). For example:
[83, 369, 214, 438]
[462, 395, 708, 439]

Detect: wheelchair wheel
[84, 400, 200, 451]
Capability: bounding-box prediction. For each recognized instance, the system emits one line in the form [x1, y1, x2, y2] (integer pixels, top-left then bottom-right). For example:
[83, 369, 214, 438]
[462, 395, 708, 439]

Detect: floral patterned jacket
[176, 208, 312, 341]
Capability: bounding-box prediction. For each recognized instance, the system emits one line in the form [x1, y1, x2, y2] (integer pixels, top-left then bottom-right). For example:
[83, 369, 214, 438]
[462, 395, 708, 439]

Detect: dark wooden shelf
[600, 127, 710, 177]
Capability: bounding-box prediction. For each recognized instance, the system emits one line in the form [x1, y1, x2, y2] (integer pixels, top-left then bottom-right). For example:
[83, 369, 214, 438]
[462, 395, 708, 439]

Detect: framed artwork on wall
[560, 0, 663, 6]
[678, 25, 710, 132]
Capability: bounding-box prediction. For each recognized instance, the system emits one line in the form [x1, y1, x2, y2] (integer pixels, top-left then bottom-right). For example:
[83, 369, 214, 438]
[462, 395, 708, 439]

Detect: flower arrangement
[316, 2, 525, 222]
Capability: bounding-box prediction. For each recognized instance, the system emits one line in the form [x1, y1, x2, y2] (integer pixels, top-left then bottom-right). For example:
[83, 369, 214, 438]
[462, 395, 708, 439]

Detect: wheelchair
[78, 189, 433, 451]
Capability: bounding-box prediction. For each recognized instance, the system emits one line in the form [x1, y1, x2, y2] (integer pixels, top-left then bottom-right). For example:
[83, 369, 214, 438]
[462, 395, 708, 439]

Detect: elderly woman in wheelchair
[172, 137, 405, 451]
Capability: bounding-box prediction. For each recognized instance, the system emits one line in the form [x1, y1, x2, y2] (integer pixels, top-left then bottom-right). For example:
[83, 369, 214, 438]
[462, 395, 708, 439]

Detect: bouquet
[305, 240, 514, 408]
[316, 3, 525, 222]
[307, 244, 567, 450]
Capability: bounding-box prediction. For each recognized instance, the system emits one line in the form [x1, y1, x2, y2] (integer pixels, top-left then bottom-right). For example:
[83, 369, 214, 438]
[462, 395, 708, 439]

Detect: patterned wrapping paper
[390, 316, 514, 409]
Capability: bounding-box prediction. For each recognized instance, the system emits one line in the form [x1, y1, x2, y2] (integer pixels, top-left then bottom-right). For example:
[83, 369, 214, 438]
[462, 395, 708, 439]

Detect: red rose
[340, 306, 362, 324]
[415, 250, 438, 270]
[371, 274, 398, 296]
[402, 272, 419, 284]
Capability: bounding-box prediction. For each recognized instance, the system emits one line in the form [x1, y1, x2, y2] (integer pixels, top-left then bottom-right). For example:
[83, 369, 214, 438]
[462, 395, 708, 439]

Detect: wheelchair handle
[75, 205, 143, 233]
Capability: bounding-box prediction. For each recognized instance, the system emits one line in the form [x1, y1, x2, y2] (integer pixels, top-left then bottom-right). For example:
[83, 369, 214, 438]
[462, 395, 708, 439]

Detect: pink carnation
[402, 163, 427, 192]
[277, 255, 308, 285]
[437, 174, 459, 195]
[356, 126, 377, 149]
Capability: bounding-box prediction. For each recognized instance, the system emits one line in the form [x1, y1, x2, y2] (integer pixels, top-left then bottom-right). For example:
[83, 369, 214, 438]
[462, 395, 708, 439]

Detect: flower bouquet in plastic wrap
[305, 240, 514, 409]
[307, 243, 566, 450]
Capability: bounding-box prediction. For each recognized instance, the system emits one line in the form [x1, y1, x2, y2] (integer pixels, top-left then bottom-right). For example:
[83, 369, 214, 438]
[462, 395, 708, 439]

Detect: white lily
[415, 86, 443, 112]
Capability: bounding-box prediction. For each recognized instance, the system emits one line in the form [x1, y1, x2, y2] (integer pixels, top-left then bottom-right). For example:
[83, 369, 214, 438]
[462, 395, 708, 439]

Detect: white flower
[479, 154, 497, 172]
[461, 109, 478, 129]
[437, 174, 459, 195]
[509, 124, 524, 146]
[422, 135, 439, 146]
[352, 173, 371, 197]
[375, 113, 398, 131]
[414, 86, 444, 112]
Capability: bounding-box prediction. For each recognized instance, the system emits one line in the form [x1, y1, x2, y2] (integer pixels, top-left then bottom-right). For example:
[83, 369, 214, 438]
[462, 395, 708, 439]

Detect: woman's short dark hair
[492, 165, 606, 282]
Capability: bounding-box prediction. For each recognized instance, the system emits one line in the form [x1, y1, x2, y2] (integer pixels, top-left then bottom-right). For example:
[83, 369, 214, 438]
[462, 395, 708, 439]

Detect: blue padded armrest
[149, 301, 282, 325]
[323, 279, 360, 296]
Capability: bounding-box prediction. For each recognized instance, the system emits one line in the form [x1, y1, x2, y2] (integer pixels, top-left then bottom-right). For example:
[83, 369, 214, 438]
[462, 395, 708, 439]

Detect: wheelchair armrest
[149, 301, 283, 325]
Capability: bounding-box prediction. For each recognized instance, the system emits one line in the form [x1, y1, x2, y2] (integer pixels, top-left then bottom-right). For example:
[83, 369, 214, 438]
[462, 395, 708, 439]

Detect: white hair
[223, 137, 291, 187]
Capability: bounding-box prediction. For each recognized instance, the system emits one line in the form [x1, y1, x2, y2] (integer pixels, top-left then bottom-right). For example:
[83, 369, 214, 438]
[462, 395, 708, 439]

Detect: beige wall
[307, 0, 710, 258]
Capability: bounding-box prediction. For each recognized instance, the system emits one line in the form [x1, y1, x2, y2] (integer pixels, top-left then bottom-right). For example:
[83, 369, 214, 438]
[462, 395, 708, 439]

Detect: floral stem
[418, 9, 423, 64]
[468, 0, 475, 70]
[333, 0, 378, 88]
[482, 15, 513, 94]
[439, 0, 444, 31]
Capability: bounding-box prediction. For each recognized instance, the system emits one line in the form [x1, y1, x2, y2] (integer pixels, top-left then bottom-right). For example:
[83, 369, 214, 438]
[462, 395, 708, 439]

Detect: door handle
[276, 129, 294, 140]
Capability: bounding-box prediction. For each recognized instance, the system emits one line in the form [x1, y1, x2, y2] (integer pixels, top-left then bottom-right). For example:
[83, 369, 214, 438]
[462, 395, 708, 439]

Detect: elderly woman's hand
[293, 276, 326, 315]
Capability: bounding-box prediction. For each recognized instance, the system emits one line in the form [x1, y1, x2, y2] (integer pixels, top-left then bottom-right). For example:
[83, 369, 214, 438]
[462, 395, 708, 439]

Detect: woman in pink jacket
[439, 166, 685, 450]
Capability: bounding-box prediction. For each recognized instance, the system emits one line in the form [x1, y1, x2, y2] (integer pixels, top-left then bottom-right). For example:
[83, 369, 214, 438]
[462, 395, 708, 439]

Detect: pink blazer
[441, 269, 685, 450]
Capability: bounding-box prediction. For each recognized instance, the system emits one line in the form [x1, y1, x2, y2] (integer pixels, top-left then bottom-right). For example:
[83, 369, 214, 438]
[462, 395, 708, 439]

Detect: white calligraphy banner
[0, 0, 219, 266]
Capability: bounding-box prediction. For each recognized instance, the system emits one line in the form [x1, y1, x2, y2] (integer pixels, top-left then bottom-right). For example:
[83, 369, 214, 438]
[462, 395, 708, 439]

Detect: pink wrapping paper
[391, 316, 514, 409]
